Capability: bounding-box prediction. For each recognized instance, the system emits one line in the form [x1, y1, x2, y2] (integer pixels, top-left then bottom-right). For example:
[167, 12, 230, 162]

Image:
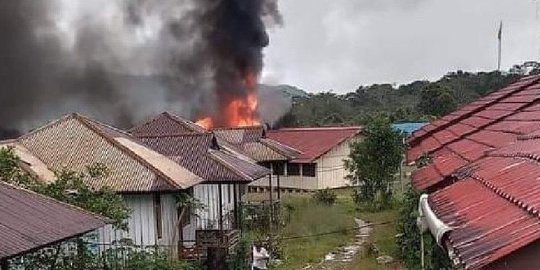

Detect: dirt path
[303, 218, 372, 270]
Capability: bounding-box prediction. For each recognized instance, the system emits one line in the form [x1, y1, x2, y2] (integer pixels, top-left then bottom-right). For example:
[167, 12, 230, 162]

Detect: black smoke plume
[0, 0, 281, 138]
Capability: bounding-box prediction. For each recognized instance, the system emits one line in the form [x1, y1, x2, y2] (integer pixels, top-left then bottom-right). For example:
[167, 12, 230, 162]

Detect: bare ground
[302, 218, 372, 270]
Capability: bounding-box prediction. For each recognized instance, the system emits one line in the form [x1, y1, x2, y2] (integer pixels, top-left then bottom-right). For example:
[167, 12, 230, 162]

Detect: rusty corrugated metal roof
[213, 126, 300, 162]
[407, 75, 540, 191]
[408, 75, 539, 146]
[429, 177, 540, 270]
[267, 127, 362, 163]
[0, 181, 108, 259]
[426, 133, 540, 269]
[134, 133, 270, 183]
[130, 114, 271, 182]
[130, 112, 207, 135]
[13, 114, 202, 192]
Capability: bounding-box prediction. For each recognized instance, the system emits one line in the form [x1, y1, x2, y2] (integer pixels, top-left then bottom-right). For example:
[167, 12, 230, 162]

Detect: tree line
[276, 69, 525, 128]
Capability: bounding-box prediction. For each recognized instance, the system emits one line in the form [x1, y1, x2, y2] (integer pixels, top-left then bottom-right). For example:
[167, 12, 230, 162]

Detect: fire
[196, 71, 261, 129]
[196, 117, 214, 129]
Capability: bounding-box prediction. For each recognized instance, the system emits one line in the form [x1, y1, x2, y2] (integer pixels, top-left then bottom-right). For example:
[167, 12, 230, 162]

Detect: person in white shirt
[252, 242, 270, 270]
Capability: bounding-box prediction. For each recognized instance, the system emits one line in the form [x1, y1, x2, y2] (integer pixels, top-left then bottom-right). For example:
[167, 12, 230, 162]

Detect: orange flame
[196, 71, 261, 129]
[196, 117, 214, 129]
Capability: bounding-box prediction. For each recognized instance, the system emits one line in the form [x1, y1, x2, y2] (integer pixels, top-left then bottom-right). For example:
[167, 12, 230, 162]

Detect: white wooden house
[3, 113, 268, 257]
[264, 127, 362, 190]
[129, 112, 271, 255]
[212, 126, 362, 191]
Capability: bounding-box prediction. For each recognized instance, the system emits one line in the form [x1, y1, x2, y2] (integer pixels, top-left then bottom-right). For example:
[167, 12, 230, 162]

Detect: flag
[498, 21, 503, 40]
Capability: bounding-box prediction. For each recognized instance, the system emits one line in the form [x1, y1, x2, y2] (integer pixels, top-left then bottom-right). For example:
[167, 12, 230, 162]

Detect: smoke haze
[0, 0, 282, 136]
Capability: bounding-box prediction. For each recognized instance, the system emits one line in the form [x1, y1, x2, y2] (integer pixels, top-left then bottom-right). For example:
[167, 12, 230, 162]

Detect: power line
[279, 221, 394, 241]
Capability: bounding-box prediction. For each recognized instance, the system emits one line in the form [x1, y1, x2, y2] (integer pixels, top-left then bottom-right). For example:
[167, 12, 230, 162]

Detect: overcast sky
[262, 0, 540, 93]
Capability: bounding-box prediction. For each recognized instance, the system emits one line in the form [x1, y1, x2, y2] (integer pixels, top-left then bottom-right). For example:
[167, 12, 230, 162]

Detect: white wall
[247, 136, 358, 190]
[192, 184, 236, 231]
[316, 138, 354, 189]
[95, 194, 179, 249]
[93, 185, 240, 251]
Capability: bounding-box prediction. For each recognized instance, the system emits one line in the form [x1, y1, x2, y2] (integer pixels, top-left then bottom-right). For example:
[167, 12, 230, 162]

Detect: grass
[247, 188, 403, 269]
[272, 193, 356, 269]
[344, 207, 402, 270]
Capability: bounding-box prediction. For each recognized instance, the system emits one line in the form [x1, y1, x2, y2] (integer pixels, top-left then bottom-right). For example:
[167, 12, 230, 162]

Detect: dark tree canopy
[417, 84, 457, 117]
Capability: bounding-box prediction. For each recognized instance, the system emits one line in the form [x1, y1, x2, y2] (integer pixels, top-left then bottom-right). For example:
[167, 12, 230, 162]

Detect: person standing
[252, 242, 270, 270]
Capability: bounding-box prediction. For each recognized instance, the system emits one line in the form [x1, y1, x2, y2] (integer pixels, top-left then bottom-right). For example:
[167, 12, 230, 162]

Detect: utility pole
[536, 0, 540, 61]
[497, 20, 503, 72]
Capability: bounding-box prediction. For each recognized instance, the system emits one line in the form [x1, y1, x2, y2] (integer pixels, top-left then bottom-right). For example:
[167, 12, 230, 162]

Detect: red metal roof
[0, 181, 108, 259]
[429, 177, 540, 270]
[408, 75, 539, 146]
[266, 127, 362, 163]
[425, 131, 540, 269]
[407, 75, 540, 191]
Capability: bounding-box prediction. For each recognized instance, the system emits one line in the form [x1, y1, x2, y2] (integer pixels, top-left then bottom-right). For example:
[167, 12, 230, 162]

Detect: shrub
[312, 188, 337, 205]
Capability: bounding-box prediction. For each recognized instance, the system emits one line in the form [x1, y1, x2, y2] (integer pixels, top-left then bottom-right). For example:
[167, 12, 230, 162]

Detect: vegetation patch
[273, 194, 356, 269]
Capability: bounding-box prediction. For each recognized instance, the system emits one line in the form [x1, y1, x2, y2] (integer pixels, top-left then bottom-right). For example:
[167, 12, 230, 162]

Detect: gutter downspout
[417, 194, 453, 269]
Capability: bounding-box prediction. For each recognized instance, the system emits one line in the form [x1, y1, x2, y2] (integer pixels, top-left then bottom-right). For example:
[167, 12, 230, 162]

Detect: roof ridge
[410, 76, 540, 145]
[17, 113, 77, 142]
[260, 138, 302, 157]
[213, 126, 263, 131]
[471, 160, 540, 219]
[270, 126, 362, 132]
[412, 99, 540, 161]
[73, 114, 189, 190]
[163, 112, 209, 134]
[135, 132, 212, 139]
[207, 150, 253, 181]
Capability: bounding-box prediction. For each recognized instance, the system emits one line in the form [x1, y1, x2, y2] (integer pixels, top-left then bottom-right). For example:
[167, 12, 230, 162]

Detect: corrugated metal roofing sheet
[0, 181, 108, 259]
[130, 113, 272, 182]
[214, 127, 300, 162]
[15, 114, 202, 192]
[130, 112, 207, 135]
[267, 127, 362, 163]
[135, 133, 269, 183]
[408, 76, 538, 146]
[408, 75, 540, 191]
[425, 131, 540, 269]
[429, 178, 540, 270]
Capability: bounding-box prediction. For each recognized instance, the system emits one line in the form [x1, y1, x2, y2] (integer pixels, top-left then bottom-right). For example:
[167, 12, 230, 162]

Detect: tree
[417, 84, 457, 117]
[345, 116, 403, 210]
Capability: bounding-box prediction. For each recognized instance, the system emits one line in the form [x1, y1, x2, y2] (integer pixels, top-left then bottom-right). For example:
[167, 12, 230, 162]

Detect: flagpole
[497, 21, 502, 72]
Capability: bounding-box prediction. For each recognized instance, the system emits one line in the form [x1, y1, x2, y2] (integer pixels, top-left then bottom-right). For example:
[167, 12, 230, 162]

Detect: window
[287, 163, 300, 176]
[154, 194, 163, 239]
[273, 162, 285, 176]
[302, 163, 316, 177]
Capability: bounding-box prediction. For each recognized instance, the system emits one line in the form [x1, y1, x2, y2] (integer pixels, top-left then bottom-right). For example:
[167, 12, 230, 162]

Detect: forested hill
[274, 70, 524, 128]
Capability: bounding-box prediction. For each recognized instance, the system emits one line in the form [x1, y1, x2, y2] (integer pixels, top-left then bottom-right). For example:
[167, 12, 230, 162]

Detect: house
[0, 181, 109, 270]
[407, 75, 540, 192]
[408, 75, 540, 269]
[266, 127, 362, 190]
[1, 113, 204, 255]
[211, 125, 301, 193]
[129, 112, 271, 254]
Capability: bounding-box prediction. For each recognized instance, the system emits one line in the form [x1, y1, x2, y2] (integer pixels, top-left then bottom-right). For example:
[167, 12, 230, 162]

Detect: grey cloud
[263, 0, 538, 93]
